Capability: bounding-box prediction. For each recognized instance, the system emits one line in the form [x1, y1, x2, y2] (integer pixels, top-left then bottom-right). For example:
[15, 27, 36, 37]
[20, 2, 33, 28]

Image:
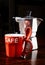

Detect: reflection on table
[31, 50, 38, 65]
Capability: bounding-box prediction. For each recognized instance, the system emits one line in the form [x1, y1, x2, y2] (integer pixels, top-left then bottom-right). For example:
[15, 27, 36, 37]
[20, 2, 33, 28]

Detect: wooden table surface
[0, 36, 45, 65]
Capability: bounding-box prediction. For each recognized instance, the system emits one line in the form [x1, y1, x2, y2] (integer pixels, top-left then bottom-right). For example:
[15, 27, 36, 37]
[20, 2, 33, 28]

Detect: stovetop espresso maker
[12, 12, 43, 50]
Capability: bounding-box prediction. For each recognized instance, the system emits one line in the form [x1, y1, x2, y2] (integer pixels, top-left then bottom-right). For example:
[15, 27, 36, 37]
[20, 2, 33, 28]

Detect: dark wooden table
[0, 36, 45, 65]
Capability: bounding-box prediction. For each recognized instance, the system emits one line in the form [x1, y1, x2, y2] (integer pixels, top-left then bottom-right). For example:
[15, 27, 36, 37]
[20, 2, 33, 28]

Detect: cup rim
[5, 34, 25, 37]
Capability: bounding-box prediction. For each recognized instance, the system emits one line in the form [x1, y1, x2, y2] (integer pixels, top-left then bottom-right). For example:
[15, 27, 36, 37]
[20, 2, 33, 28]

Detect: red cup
[5, 34, 25, 57]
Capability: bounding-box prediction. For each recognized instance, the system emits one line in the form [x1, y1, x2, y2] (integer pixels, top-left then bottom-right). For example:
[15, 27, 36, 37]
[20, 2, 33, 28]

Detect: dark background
[0, 0, 45, 38]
